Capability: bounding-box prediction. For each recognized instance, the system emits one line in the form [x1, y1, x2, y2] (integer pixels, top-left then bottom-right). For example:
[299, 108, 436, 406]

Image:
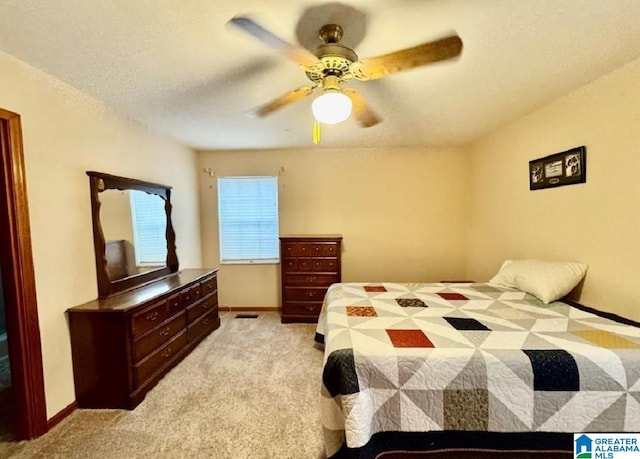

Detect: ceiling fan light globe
[312, 91, 352, 124]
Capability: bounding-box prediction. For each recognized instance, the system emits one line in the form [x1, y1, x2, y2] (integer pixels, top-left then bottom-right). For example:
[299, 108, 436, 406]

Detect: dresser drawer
[130, 300, 170, 337]
[167, 291, 183, 315]
[180, 284, 201, 306]
[200, 275, 217, 296]
[132, 311, 187, 363]
[187, 291, 218, 323]
[284, 286, 328, 302]
[282, 242, 339, 257]
[283, 258, 338, 272]
[283, 301, 323, 316]
[187, 309, 218, 342]
[134, 330, 187, 387]
[283, 273, 339, 287]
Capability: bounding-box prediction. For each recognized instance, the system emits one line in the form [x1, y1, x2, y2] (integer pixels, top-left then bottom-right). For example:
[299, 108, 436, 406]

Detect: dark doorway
[0, 108, 47, 440]
[0, 262, 14, 440]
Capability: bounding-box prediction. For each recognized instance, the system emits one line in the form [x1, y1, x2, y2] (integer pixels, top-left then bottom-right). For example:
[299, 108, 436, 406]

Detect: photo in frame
[529, 146, 586, 190]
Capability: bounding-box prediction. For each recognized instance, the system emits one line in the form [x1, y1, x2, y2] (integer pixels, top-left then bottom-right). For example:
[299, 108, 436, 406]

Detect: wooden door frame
[0, 107, 47, 439]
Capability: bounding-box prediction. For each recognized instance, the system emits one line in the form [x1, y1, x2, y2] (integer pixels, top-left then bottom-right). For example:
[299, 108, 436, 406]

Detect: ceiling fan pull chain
[313, 120, 322, 144]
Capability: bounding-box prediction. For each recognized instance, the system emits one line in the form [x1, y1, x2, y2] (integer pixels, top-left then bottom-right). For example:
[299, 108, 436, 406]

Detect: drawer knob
[161, 347, 172, 359]
[160, 326, 170, 337]
[305, 305, 315, 312]
[146, 311, 159, 321]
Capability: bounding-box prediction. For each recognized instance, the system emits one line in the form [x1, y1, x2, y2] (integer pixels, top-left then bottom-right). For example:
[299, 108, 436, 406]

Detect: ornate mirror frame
[87, 171, 179, 298]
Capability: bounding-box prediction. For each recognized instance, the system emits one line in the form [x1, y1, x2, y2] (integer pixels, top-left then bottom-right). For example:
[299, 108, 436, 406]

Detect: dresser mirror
[87, 171, 179, 298]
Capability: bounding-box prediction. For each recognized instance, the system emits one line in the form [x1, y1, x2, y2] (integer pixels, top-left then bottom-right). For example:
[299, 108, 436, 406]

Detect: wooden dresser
[67, 268, 220, 409]
[280, 235, 342, 323]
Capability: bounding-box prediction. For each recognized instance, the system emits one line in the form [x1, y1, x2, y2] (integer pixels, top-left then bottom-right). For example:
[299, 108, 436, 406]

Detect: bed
[315, 280, 640, 458]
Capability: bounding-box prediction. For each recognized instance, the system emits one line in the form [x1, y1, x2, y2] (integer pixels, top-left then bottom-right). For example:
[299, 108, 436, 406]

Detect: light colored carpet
[0, 312, 326, 458]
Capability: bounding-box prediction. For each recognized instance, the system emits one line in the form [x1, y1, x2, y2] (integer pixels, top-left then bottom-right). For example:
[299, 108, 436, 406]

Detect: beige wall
[0, 51, 202, 418]
[199, 147, 470, 308]
[467, 56, 640, 321]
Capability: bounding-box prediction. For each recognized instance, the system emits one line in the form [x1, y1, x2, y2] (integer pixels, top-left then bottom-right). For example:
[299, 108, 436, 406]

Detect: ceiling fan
[229, 15, 463, 128]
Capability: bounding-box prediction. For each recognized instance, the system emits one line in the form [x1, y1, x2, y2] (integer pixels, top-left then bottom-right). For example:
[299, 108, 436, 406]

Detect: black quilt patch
[523, 349, 580, 391]
[445, 317, 490, 331]
[323, 349, 360, 397]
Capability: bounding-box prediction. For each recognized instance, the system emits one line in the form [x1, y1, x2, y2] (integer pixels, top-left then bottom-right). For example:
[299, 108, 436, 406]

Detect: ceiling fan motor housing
[305, 24, 358, 84]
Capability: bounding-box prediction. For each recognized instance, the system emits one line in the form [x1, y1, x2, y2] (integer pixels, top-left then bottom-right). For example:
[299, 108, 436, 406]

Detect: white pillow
[489, 260, 517, 288]
[488, 259, 587, 304]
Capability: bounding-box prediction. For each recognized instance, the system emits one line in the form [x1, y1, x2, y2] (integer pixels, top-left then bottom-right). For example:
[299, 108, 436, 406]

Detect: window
[130, 190, 167, 266]
[217, 176, 279, 264]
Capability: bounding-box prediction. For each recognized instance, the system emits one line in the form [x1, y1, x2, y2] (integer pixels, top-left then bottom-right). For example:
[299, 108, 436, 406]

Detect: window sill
[220, 259, 280, 265]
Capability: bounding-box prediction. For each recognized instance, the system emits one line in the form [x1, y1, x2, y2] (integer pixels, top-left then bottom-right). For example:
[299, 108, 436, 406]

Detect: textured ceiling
[1, 0, 640, 150]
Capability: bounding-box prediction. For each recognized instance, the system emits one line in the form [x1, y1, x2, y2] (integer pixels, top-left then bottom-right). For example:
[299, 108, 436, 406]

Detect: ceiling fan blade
[247, 85, 316, 118]
[354, 35, 463, 81]
[229, 16, 320, 68]
[344, 89, 381, 128]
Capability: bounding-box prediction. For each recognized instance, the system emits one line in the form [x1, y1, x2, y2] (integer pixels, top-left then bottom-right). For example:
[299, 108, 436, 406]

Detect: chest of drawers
[67, 269, 219, 409]
[280, 235, 342, 323]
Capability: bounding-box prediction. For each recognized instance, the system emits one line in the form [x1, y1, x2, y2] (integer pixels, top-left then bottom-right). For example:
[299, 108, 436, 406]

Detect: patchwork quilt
[315, 282, 640, 458]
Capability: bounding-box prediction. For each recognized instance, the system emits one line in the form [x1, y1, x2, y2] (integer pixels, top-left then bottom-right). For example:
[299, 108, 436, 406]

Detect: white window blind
[130, 190, 167, 266]
[217, 176, 279, 264]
